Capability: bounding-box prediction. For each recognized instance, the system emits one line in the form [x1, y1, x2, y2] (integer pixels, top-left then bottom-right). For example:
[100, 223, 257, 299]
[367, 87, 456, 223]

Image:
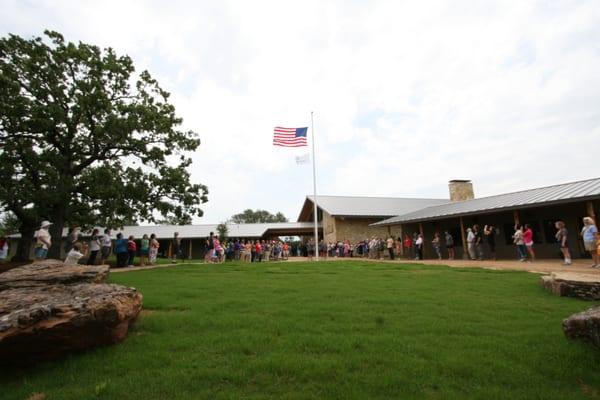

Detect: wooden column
[168, 242, 172, 258]
[459, 217, 468, 259]
[188, 240, 193, 260]
[513, 210, 520, 226]
[587, 201, 597, 224]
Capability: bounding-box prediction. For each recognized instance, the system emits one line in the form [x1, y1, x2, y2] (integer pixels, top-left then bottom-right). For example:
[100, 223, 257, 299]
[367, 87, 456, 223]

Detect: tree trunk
[14, 225, 35, 262]
[47, 210, 66, 259]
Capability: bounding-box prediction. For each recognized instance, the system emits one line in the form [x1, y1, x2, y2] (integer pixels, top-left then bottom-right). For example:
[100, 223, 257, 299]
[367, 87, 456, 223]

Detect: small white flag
[295, 153, 310, 165]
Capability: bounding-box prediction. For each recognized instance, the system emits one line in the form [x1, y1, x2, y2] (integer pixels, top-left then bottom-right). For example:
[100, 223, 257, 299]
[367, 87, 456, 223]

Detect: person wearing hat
[34, 220, 53, 260]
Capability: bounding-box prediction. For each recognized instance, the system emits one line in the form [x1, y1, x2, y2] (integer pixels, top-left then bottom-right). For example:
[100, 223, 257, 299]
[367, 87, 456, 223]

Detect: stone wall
[330, 216, 390, 243]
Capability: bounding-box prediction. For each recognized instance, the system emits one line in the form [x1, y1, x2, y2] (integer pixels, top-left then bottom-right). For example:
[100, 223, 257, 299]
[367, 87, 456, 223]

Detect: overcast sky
[2, 0, 600, 223]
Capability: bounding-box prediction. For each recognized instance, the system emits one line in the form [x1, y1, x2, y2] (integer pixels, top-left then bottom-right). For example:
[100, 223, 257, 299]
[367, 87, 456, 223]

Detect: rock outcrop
[563, 306, 600, 347]
[540, 272, 600, 301]
[0, 259, 142, 363]
[0, 259, 109, 291]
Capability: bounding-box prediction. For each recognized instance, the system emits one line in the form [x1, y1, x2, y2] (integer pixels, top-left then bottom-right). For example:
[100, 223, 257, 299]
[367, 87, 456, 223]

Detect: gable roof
[297, 195, 449, 221]
[372, 177, 600, 226]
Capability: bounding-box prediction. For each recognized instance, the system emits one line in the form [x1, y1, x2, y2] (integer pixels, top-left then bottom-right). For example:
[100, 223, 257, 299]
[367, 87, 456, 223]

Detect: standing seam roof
[372, 177, 600, 226]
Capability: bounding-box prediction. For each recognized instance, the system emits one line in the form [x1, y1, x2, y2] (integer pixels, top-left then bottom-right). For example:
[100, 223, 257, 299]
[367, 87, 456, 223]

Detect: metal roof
[298, 195, 449, 221]
[373, 177, 600, 226]
[110, 222, 321, 239]
[9, 222, 320, 240]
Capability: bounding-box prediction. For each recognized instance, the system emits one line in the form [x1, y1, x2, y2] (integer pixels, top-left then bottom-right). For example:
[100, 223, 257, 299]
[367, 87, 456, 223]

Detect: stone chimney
[449, 180, 474, 201]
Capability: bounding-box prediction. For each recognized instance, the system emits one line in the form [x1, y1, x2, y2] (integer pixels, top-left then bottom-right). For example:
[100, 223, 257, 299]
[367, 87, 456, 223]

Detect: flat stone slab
[0, 283, 142, 363]
[563, 306, 600, 347]
[540, 272, 600, 301]
[0, 259, 109, 291]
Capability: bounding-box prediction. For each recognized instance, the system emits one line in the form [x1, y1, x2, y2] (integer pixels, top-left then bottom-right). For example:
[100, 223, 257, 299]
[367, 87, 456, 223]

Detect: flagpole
[311, 111, 319, 261]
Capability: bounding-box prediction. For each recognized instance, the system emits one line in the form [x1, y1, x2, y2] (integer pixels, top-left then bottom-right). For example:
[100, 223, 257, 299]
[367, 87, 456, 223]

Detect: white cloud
[2, 0, 599, 222]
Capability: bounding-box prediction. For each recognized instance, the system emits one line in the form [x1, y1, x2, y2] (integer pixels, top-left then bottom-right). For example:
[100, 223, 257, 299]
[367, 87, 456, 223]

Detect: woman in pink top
[523, 224, 535, 262]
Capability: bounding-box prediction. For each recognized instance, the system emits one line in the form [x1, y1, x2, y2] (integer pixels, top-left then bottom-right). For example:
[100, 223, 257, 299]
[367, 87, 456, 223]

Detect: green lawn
[2, 261, 600, 399]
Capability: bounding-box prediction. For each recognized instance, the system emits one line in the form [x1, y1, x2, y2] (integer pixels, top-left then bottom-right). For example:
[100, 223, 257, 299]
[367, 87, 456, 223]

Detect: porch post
[513, 210, 520, 226]
[587, 201, 597, 225]
[459, 217, 468, 259]
[189, 240, 193, 260]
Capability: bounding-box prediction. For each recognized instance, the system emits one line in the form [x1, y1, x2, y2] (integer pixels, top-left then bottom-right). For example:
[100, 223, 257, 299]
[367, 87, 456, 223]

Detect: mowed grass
[2, 261, 600, 400]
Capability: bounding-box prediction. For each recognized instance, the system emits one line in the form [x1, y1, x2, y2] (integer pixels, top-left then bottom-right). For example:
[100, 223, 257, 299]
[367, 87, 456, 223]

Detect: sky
[2, 0, 600, 224]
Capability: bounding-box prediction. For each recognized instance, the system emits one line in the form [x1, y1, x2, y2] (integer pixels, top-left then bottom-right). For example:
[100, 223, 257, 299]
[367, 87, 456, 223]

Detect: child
[64, 242, 88, 266]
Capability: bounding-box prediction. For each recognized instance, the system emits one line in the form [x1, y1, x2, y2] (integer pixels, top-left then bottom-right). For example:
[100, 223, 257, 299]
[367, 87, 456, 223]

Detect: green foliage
[2, 261, 600, 399]
[216, 221, 228, 240]
[156, 214, 192, 226]
[230, 209, 288, 224]
[0, 30, 208, 257]
[0, 212, 20, 236]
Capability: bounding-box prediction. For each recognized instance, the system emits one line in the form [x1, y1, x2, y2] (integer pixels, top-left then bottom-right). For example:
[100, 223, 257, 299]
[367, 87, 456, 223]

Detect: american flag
[273, 127, 308, 147]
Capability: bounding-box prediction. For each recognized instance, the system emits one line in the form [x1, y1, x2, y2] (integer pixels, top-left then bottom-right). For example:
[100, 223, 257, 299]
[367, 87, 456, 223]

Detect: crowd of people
[0, 216, 597, 268]
[203, 232, 291, 263]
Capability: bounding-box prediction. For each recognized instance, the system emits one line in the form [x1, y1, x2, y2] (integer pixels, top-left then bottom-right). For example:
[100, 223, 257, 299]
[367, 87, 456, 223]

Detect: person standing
[523, 224, 535, 262]
[114, 233, 129, 268]
[432, 233, 442, 260]
[172, 232, 182, 262]
[555, 221, 571, 265]
[0, 235, 9, 263]
[64, 225, 80, 256]
[127, 235, 137, 267]
[483, 225, 496, 261]
[581, 217, 599, 267]
[100, 228, 112, 265]
[403, 234, 413, 259]
[444, 231, 455, 260]
[466, 228, 476, 260]
[415, 234, 424, 260]
[149, 233, 160, 265]
[205, 232, 214, 263]
[387, 236, 395, 260]
[139, 234, 150, 267]
[513, 225, 526, 261]
[34, 220, 53, 260]
[87, 229, 101, 265]
[473, 225, 484, 260]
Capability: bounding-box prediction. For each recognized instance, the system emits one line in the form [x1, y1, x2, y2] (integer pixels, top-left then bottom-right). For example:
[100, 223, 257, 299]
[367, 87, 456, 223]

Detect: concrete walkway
[109, 257, 600, 275]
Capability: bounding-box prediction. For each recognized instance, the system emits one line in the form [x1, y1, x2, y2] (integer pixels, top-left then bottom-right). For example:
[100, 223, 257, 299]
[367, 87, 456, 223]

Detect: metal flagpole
[310, 111, 319, 261]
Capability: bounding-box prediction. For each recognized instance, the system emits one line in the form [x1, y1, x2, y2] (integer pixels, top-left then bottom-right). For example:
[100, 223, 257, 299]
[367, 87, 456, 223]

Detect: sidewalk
[109, 257, 600, 275]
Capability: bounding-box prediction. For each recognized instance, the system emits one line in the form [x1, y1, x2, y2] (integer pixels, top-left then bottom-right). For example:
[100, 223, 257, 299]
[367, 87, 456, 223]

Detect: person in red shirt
[255, 241, 262, 262]
[403, 234, 413, 259]
[523, 224, 535, 262]
[127, 235, 137, 267]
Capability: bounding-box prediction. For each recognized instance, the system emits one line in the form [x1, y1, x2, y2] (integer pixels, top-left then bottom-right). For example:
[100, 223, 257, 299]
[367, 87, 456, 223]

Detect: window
[542, 220, 559, 244]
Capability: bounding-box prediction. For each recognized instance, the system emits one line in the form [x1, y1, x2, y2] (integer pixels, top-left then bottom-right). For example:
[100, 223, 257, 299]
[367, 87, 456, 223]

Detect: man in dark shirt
[484, 225, 496, 261]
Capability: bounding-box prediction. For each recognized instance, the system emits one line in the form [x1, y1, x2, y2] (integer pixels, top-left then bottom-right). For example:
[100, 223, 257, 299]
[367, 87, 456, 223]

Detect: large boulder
[540, 272, 600, 301]
[0, 260, 142, 363]
[0, 259, 109, 291]
[563, 306, 600, 347]
[0, 283, 142, 362]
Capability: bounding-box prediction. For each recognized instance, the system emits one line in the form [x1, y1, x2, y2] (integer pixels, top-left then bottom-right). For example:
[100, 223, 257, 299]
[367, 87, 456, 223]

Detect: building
[297, 195, 449, 243]
[372, 178, 600, 260]
[7, 177, 600, 261]
[7, 222, 322, 260]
